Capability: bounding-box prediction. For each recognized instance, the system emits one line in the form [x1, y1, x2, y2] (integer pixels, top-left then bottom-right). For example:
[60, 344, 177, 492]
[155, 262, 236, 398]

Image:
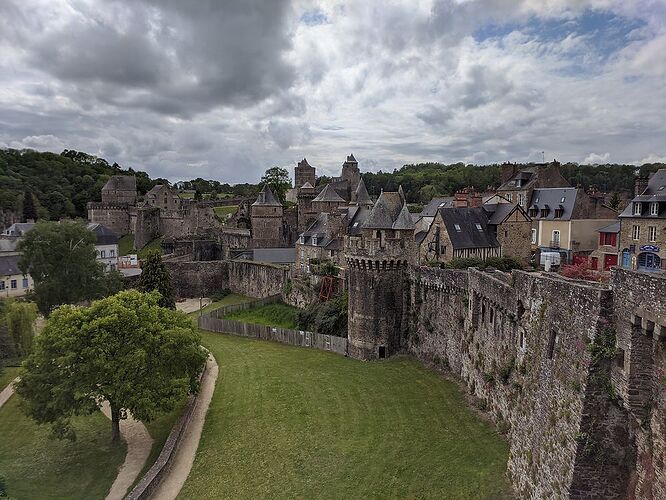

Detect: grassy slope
[213, 205, 238, 218]
[224, 303, 299, 329]
[180, 333, 510, 499]
[118, 234, 163, 259]
[0, 366, 20, 390]
[0, 397, 126, 499]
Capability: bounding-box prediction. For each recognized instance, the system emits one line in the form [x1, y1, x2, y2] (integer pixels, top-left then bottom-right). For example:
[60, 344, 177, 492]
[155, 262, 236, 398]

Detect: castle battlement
[346, 235, 415, 261]
[87, 201, 131, 210]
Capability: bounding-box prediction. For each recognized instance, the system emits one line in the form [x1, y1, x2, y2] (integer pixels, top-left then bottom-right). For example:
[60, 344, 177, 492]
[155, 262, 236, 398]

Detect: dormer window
[506, 194, 513, 202]
[540, 208, 549, 218]
[312, 236, 318, 245]
[528, 207, 538, 218]
[633, 202, 642, 215]
[554, 206, 564, 218]
[560, 196, 566, 203]
[454, 224, 462, 232]
[475, 223, 483, 232]
[650, 202, 659, 216]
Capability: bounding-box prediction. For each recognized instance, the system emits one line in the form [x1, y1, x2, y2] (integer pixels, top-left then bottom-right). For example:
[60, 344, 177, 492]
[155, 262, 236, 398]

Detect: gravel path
[175, 298, 212, 314]
[0, 378, 19, 409]
[149, 353, 219, 500]
[101, 402, 154, 500]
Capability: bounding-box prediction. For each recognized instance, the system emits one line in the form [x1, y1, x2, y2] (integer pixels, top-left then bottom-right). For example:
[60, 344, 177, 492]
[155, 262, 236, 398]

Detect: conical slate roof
[347, 154, 357, 162]
[252, 184, 282, 206]
[392, 204, 415, 230]
[313, 184, 345, 203]
[301, 181, 315, 189]
[354, 178, 372, 206]
[363, 192, 404, 229]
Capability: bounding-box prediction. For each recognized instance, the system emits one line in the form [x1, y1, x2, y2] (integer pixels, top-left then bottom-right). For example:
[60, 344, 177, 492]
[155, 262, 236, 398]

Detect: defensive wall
[407, 266, 666, 498]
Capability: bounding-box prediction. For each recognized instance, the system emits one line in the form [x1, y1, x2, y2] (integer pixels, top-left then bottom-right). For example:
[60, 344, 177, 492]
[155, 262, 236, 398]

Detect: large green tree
[17, 221, 120, 315]
[6, 301, 38, 357]
[22, 190, 38, 222]
[15, 290, 207, 442]
[260, 166, 291, 202]
[138, 250, 176, 309]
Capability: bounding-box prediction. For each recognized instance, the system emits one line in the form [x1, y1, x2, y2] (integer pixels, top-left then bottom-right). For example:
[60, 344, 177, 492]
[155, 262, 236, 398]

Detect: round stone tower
[345, 189, 416, 360]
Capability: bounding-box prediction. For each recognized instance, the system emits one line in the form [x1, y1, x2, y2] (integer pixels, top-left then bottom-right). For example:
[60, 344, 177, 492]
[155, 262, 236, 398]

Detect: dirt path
[150, 353, 219, 500]
[176, 298, 212, 314]
[0, 378, 19, 410]
[101, 402, 154, 500]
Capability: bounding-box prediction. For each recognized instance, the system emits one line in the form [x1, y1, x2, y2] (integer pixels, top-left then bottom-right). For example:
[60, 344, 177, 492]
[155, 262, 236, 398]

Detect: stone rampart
[165, 260, 229, 298]
[227, 260, 289, 298]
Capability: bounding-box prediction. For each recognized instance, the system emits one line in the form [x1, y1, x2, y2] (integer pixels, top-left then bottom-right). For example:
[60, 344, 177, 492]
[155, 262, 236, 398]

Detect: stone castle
[344, 188, 666, 498]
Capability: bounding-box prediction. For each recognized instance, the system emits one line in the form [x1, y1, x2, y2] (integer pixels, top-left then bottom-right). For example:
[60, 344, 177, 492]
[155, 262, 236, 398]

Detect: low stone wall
[124, 358, 209, 500]
[165, 260, 229, 298]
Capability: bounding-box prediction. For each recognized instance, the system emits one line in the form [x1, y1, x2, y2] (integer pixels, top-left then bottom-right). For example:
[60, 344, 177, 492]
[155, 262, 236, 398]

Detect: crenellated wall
[406, 267, 655, 498]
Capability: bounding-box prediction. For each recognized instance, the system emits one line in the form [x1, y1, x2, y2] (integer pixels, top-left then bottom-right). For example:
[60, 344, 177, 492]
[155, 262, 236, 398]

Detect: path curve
[150, 353, 219, 500]
[0, 378, 19, 410]
[101, 402, 154, 500]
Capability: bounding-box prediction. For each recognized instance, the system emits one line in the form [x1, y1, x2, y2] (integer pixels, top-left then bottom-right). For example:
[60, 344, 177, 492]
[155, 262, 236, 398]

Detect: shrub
[297, 293, 348, 337]
[440, 256, 524, 271]
[210, 288, 232, 302]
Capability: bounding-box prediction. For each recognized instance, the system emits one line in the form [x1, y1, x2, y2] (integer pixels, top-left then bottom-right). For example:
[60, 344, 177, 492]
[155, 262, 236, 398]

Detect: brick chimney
[453, 187, 481, 208]
[470, 191, 483, 208]
[634, 177, 649, 196]
[454, 187, 470, 208]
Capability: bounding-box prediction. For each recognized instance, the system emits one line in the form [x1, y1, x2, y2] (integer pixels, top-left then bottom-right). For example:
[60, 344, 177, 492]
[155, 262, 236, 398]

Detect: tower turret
[295, 158, 316, 189]
[251, 185, 284, 248]
[345, 191, 416, 359]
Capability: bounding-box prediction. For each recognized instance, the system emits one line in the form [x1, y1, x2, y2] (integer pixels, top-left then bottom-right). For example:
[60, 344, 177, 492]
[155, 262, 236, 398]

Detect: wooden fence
[198, 297, 348, 356]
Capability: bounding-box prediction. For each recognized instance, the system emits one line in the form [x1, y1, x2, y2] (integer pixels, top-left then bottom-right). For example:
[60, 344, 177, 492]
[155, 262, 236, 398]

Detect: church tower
[345, 188, 416, 359]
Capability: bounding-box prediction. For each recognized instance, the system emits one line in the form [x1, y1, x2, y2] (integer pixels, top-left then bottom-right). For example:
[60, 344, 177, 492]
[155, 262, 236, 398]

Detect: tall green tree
[22, 190, 38, 222]
[138, 250, 176, 309]
[608, 192, 623, 211]
[15, 290, 207, 442]
[260, 167, 291, 202]
[17, 221, 119, 315]
[6, 301, 38, 357]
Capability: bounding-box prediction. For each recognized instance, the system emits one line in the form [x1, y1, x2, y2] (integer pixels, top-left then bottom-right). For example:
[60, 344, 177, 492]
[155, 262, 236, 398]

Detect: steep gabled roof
[419, 197, 454, 217]
[102, 175, 136, 192]
[313, 184, 345, 203]
[483, 203, 529, 225]
[347, 154, 357, 162]
[392, 205, 415, 230]
[252, 185, 282, 206]
[438, 207, 500, 250]
[529, 188, 578, 220]
[354, 178, 373, 206]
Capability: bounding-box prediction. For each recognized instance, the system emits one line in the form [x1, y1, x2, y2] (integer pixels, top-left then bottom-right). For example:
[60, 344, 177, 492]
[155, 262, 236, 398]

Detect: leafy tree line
[362, 161, 666, 204]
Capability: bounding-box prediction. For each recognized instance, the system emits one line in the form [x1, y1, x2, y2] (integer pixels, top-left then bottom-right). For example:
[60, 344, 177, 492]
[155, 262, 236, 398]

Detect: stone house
[144, 184, 180, 210]
[527, 187, 617, 263]
[496, 161, 570, 208]
[87, 223, 120, 271]
[0, 254, 33, 298]
[589, 221, 621, 270]
[618, 169, 666, 272]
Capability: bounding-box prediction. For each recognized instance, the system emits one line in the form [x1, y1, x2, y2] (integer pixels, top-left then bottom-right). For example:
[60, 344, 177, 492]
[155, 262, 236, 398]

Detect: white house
[87, 223, 120, 271]
[0, 254, 33, 298]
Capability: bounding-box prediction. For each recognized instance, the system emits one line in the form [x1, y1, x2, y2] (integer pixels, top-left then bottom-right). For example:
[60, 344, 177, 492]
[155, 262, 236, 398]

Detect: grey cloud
[416, 106, 453, 126]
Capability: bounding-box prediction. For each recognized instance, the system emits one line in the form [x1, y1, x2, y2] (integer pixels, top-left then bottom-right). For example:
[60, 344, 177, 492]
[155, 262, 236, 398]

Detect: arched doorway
[637, 252, 661, 271]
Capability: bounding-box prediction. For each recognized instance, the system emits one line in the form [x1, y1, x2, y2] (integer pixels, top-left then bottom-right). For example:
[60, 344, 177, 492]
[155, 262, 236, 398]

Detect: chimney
[470, 191, 482, 208]
[454, 187, 469, 208]
[454, 187, 481, 208]
[501, 162, 517, 184]
[634, 177, 649, 196]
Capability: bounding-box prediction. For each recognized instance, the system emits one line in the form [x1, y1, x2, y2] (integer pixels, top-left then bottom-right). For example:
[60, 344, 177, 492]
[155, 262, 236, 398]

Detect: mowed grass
[213, 205, 238, 219]
[179, 332, 510, 499]
[224, 302, 299, 329]
[0, 366, 20, 390]
[195, 293, 253, 316]
[0, 396, 126, 499]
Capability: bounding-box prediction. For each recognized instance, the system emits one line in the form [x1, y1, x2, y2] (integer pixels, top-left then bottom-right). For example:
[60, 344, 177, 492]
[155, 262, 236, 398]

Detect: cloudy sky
[0, 0, 664, 183]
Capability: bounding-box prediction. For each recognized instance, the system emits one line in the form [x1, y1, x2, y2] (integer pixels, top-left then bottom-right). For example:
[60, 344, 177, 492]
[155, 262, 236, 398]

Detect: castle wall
[165, 260, 229, 298]
[87, 203, 131, 235]
[408, 268, 635, 498]
[134, 207, 160, 249]
[227, 260, 289, 298]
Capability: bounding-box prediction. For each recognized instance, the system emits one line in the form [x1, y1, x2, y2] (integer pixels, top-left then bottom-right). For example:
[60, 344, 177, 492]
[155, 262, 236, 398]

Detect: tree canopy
[261, 166, 291, 202]
[17, 220, 122, 315]
[15, 290, 207, 442]
[138, 250, 176, 309]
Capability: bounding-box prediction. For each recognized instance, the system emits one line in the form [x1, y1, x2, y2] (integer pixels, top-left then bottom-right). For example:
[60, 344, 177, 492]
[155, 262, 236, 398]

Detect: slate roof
[419, 197, 454, 217]
[347, 206, 371, 235]
[484, 203, 523, 225]
[252, 185, 282, 206]
[296, 158, 312, 168]
[438, 207, 500, 250]
[597, 221, 620, 233]
[313, 184, 345, 203]
[347, 154, 357, 162]
[392, 205, 415, 230]
[498, 169, 536, 191]
[252, 248, 296, 264]
[620, 169, 666, 218]
[363, 192, 405, 229]
[301, 181, 315, 189]
[299, 212, 341, 248]
[529, 188, 578, 221]
[87, 223, 119, 245]
[354, 178, 373, 206]
[2, 223, 35, 236]
[0, 238, 20, 253]
[0, 255, 23, 276]
[102, 175, 136, 192]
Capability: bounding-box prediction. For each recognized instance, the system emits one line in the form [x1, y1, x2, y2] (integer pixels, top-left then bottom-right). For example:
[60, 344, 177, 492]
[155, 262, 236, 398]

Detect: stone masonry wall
[165, 260, 229, 298]
[227, 260, 289, 298]
[409, 267, 634, 498]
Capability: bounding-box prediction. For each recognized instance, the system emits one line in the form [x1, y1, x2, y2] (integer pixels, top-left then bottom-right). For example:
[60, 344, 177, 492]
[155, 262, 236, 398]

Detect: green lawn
[224, 302, 299, 329]
[0, 366, 20, 390]
[195, 294, 253, 316]
[213, 205, 238, 219]
[0, 396, 126, 499]
[118, 234, 163, 259]
[179, 333, 510, 499]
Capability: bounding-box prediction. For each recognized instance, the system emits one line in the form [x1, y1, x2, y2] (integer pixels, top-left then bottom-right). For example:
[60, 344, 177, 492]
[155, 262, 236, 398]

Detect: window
[312, 237, 318, 245]
[531, 228, 537, 244]
[518, 193, 525, 206]
[110, 249, 115, 257]
[600, 232, 617, 246]
[100, 250, 106, 258]
[554, 208, 564, 218]
[650, 202, 659, 216]
[519, 330, 525, 349]
[552, 230, 560, 246]
[528, 208, 537, 218]
[298, 235, 304, 244]
[632, 225, 640, 240]
[0, 281, 4, 291]
[22, 278, 28, 289]
[506, 193, 513, 202]
[540, 208, 549, 217]
[648, 226, 657, 242]
[11, 280, 17, 289]
[454, 224, 462, 232]
[633, 202, 642, 215]
[547, 330, 558, 359]
[475, 223, 483, 232]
